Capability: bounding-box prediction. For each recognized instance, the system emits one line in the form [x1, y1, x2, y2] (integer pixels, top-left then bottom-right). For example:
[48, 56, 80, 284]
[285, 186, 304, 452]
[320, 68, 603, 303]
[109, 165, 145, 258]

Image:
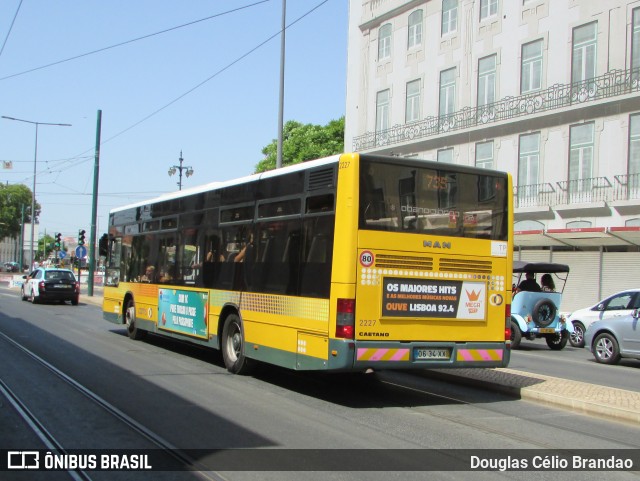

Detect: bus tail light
[505, 303, 512, 344]
[336, 298, 355, 339]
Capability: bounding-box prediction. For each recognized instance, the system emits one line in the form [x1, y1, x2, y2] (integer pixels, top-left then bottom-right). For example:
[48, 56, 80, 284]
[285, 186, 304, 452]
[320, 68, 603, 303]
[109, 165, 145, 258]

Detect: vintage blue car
[510, 261, 573, 350]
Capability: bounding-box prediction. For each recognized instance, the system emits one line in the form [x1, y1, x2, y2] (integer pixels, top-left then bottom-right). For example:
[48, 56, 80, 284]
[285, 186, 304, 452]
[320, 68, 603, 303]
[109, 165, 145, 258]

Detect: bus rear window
[359, 160, 508, 241]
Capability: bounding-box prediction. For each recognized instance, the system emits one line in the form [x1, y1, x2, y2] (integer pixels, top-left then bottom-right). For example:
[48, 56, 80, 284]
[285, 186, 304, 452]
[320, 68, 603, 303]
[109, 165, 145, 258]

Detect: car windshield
[44, 271, 75, 281]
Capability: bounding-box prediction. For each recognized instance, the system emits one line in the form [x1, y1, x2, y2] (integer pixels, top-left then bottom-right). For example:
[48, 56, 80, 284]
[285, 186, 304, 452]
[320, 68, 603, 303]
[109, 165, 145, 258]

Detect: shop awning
[514, 226, 640, 248]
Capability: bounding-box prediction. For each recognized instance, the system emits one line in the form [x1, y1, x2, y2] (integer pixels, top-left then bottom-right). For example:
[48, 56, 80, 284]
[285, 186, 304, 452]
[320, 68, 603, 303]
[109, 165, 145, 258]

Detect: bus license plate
[538, 328, 555, 334]
[415, 348, 450, 360]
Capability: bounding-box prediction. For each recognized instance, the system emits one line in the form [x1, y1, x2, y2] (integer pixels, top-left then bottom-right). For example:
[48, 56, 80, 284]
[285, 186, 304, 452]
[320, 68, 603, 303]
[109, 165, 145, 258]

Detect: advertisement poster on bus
[382, 277, 486, 320]
[158, 288, 209, 338]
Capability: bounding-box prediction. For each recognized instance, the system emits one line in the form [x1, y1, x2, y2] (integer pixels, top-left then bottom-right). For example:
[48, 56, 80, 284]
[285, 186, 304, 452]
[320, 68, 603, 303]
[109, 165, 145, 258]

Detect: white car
[20, 267, 80, 305]
[568, 289, 640, 348]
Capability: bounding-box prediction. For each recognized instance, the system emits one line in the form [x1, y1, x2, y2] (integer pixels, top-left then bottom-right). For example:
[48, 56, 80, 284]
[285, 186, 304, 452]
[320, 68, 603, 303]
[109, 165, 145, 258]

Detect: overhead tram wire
[11, 0, 330, 183]
[0, 0, 23, 59]
[0, 0, 270, 82]
[99, 0, 330, 146]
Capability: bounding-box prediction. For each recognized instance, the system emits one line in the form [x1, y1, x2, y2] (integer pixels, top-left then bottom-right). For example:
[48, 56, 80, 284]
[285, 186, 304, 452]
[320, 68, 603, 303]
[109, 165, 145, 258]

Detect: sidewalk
[425, 368, 640, 425]
[74, 288, 640, 426]
[80, 285, 104, 306]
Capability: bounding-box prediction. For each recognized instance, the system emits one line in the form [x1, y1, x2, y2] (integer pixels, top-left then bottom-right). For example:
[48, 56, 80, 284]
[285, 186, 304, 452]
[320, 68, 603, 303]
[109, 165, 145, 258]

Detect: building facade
[345, 0, 640, 311]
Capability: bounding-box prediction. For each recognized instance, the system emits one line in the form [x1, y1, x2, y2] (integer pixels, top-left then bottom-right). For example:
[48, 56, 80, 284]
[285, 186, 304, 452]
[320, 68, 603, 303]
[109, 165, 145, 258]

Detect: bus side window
[300, 217, 334, 298]
[306, 234, 327, 263]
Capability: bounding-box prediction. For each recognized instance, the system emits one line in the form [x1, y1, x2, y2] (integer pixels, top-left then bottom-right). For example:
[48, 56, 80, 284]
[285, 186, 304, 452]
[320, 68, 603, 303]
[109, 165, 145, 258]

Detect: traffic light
[54, 233, 62, 250]
[98, 233, 109, 256]
[78, 229, 86, 246]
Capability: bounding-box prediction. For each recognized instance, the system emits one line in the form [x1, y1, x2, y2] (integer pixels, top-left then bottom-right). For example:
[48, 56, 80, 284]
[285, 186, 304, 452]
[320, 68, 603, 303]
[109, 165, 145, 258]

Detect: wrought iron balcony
[514, 173, 640, 209]
[353, 67, 640, 151]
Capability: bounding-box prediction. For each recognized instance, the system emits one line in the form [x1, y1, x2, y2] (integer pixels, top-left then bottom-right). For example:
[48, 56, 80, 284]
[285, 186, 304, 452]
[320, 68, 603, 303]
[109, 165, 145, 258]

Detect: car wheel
[546, 330, 568, 350]
[569, 321, 585, 348]
[593, 333, 621, 365]
[531, 299, 556, 327]
[510, 319, 522, 349]
[221, 313, 254, 375]
[71, 296, 79, 306]
[20, 286, 27, 301]
[125, 298, 146, 340]
[30, 288, 38, 304]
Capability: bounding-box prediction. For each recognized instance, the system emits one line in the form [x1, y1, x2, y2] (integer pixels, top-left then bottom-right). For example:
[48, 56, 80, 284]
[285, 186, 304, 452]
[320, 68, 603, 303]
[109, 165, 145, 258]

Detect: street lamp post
[168, 150, 193, 191]
[2, 115, 71, 270]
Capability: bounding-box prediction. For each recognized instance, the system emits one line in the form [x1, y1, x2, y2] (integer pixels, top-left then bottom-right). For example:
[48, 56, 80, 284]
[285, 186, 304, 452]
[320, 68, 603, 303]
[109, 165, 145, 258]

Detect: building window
[514, 220, 544, 231]
[442, 0, 458, 36]
[480, 0, 498, 21]
[376, 89, 390, 133]
[477, 55, 496, 107]
[378, 23, 392, 60]
[405, 80, 421, 123]
[632, 8, 640, 79]
[630, 114, 640, 174]
[438, 148, 454, 163]
[569, 123, 595, 190]
[518, 132, 540, 188]
[475, 141, 494, 169]
[408, 10, 423, 49]
[521, 39, 543, 93]
[629, 114, 640, 195]
[439, 68, 456, 117]
[566, 220, 592, 228]
[571, 22, 597, 84]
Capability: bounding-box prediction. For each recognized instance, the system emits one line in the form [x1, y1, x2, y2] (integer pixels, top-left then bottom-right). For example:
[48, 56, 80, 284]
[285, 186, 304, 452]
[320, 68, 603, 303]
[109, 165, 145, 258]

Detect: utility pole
[276, 0, 286, 169]
[1, 116, 71, 269]
[88, 110, 101, 296]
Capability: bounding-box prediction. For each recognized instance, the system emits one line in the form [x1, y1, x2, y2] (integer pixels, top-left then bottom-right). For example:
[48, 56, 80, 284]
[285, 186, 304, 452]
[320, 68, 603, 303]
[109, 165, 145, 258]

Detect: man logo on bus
[423, 240, 452, 249]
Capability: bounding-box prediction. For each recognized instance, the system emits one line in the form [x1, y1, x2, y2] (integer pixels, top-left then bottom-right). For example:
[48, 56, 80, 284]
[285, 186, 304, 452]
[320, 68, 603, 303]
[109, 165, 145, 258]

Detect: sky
[0, 0, 348, 243]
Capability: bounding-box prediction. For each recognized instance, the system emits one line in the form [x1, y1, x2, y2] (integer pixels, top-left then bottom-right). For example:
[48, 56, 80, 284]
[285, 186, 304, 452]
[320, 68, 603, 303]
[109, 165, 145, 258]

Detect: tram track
[0, 293, 637, 479]
[0, 331, 224, 481]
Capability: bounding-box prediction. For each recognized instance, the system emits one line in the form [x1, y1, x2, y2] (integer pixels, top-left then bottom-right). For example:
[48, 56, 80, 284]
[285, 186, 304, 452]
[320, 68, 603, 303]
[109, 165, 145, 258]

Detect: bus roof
[110, 154, 342, 214]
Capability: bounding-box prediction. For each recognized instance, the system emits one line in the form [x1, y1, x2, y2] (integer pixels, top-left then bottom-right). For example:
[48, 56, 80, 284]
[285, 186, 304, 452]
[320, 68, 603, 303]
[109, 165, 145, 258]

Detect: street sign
[75, 245, 87, 258]
[58, 251, 67, 259]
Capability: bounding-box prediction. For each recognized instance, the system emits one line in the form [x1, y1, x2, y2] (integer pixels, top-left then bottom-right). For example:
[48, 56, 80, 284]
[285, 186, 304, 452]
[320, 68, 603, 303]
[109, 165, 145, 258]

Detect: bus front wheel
[125, 298, 146, 340]
[221, 313, 254, 375]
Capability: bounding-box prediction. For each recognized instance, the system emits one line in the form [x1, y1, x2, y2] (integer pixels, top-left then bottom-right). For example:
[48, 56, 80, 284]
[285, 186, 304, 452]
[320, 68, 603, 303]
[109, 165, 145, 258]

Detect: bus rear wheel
[125, 298, 146, 340]
[221, 313, 254, 375]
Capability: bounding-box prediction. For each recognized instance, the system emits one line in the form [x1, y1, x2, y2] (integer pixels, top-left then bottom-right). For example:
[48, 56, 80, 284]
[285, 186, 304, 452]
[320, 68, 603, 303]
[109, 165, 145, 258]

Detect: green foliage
[0, 184, 38, 239]
[255, 116, 344, 173]
[37, 234, 55, 261]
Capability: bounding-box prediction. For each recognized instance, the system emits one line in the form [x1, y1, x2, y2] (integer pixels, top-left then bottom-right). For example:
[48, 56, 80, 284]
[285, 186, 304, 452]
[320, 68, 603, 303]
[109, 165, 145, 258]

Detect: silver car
[584, 309, 640, 364]
[567, 289, 640, 348]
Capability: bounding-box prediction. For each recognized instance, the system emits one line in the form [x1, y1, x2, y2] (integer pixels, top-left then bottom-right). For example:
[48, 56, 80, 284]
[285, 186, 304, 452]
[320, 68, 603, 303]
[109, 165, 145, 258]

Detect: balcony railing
[514, 173, 640, 209]
[353, 67, 640, 151]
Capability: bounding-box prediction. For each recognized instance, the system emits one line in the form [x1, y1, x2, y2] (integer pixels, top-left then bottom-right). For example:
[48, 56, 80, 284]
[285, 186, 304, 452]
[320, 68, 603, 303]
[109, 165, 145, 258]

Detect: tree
[37, 234, 55, 262]
[255, 116, 344, 173]
[0, 184, 38, 240]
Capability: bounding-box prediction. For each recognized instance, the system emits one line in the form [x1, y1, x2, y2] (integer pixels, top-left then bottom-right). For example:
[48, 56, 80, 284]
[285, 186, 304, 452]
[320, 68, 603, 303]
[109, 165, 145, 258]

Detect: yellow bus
[102, 153, 513, 374]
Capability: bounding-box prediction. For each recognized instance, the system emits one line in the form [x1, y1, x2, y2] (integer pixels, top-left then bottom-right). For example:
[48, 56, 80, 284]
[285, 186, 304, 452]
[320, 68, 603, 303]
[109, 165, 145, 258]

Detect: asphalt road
[0, 288, 639, 480]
